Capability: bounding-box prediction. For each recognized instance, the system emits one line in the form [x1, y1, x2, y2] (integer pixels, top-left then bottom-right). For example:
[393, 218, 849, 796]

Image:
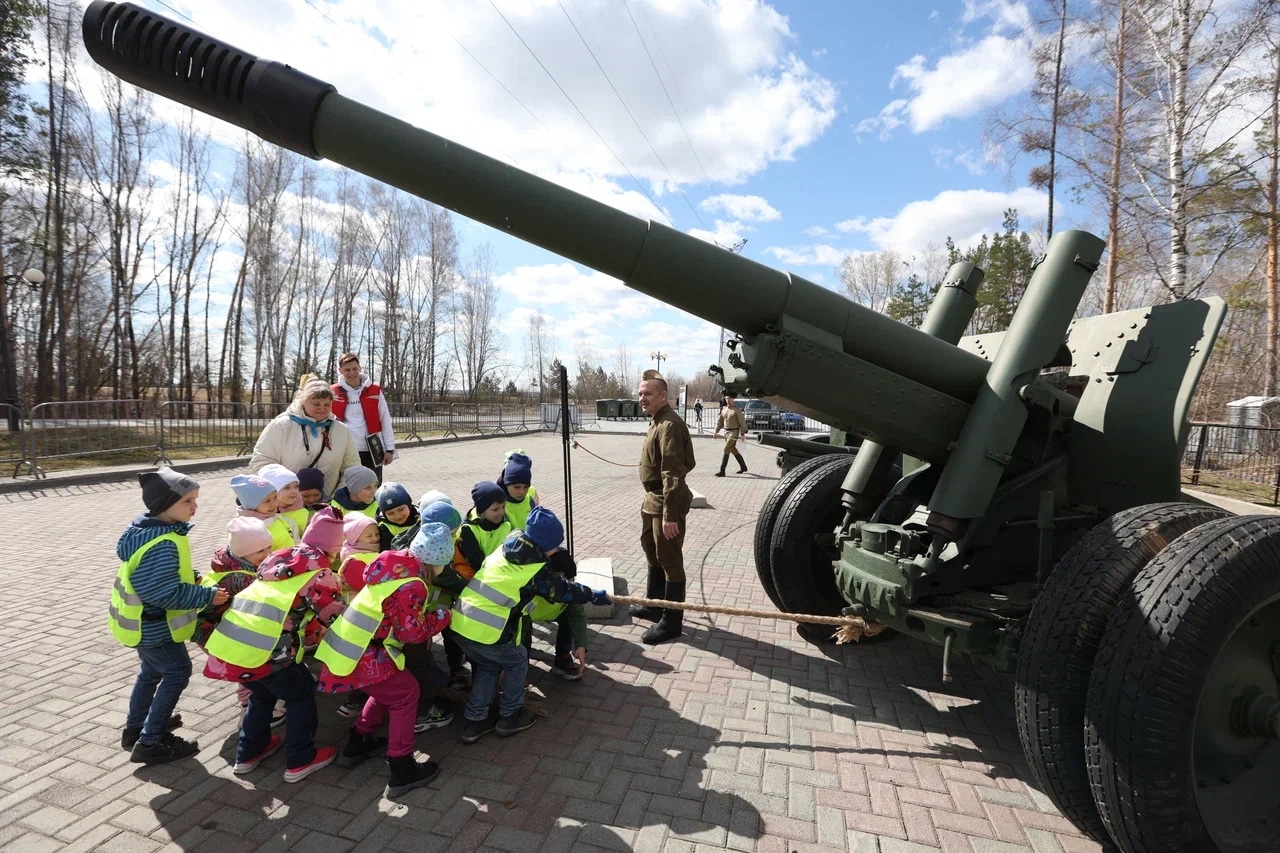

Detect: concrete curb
[0, 428, 553, 495]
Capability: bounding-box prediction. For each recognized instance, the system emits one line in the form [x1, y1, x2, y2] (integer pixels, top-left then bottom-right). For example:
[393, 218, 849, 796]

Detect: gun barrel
[84, 0, 993, 403]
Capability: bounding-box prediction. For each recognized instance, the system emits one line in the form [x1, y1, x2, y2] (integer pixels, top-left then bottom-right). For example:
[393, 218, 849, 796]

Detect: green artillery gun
[82, 3, 1280, 850]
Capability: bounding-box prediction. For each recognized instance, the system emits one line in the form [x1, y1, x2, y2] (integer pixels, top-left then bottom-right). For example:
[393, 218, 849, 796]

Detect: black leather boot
[629, 564, 665, 622]
[733, 450, 747, 473]
[715, 453, 729, 476]
[642, 581, 684, 645]
[385, 753, 440, 798]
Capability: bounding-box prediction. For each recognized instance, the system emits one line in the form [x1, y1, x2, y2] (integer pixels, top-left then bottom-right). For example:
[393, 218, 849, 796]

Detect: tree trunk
[1105, 0, 1126, 313]
[1167, 0, 1192, 299]
[1265, 39, 1279, 397]
[1047, 0, 1068, 238]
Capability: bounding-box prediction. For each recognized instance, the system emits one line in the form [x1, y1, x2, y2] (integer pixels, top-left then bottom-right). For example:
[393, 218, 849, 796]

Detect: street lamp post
[649, 350, 667, 373]
[0, 268, 44, 432]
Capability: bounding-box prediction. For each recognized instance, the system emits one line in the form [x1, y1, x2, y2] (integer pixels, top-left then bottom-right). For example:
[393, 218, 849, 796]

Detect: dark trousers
[357, 450, 383, 485]
[454, 634, 529, 721]
[443, 628, 465, 672]
[403, 640, 434, 711]
[126, 642, 191, 746]
[238, 663, 318, 769]
[640, 510, 686, 583]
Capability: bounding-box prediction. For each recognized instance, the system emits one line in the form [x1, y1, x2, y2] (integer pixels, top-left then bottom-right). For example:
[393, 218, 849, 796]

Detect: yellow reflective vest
[527, 596, 566, 623]
[504, 486, 538, 532]
[449, 550, 544, 646]
[461, 518, 512, 559]
[314, 576, 424, 677]
[108, 532, 199, 647]
[267, 514, 299, 551]
[204, 571, 317, 668]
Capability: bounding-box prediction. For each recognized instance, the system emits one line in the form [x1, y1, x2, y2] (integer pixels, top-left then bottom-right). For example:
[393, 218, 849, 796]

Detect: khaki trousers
[640, 510, 686, 583]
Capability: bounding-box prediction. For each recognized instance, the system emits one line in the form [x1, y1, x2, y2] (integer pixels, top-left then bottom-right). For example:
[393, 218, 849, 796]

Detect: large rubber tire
[1084, 514, 1280, 853]
[753, 454, 851, 611]
[1015, 502, 1231, 848]
[769, 455, 855, 643]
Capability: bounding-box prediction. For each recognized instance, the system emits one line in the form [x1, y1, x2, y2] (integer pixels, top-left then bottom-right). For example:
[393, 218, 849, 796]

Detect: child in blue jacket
[109, 467, 227, 764]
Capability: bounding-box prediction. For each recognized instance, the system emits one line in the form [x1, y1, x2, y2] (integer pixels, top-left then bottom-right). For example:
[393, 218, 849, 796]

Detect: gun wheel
[1084, 515, 1280, 853]
[1014, 501, 1230, 847]
[768, 455, 864, 644]
[754, 454, 852, 612]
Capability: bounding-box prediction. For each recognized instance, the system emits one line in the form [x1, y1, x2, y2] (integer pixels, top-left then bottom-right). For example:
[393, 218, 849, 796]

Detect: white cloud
[764, 244, 847, 268]
[105, 0, 839, 200]
[700, 193, 781, 222]
[835, 187, 1046, 255]
[804, 225, 831, 238]
[857, 2, 1035, 138]
[687, 219, 749, 248]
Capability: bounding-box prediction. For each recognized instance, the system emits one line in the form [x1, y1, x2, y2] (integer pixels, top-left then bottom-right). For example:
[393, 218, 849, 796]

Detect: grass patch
[1182, 470, 1280, 508]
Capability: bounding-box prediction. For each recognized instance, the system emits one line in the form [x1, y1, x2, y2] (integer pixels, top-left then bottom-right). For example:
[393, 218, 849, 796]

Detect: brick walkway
[0, 432, 1103, 852]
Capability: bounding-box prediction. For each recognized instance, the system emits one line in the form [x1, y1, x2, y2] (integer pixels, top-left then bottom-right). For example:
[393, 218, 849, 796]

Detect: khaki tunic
[639, 403, 696, 522]
[717, 405, 748, 452]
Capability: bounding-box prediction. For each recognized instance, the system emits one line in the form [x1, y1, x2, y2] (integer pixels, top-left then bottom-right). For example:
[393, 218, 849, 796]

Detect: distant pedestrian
[714, 393, 749, 477]
[693, 398, 703, 431]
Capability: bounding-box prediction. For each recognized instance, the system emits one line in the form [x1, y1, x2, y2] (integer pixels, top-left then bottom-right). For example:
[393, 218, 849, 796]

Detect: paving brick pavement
[0, 432, 1106, 853]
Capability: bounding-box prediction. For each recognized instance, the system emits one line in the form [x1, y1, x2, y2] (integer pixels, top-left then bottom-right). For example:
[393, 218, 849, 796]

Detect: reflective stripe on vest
[108, 532, 198, 647]
[203, 571, 317, 668]
[449, 550, 544, 645]
[505, 486, 538, 532]
[314, 576, 425, 677]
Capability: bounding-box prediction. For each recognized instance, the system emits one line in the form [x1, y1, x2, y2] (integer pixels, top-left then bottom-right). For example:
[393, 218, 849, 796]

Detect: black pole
[0, 278, 21, 432]
[558, 363, 573, 554]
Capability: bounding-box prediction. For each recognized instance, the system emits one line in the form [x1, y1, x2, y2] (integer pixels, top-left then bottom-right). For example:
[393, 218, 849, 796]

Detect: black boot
[733, 451, 747, 473]
[715, 453, 729, 477]
[385, 753, 440, 798]
[642, 581, 684, 645]
[629, 564, 665, 622]
[336, 727, 387, 768]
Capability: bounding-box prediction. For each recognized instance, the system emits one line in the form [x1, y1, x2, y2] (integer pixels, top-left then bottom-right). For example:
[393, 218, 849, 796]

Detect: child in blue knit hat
[449, 506, 610, 743]
[496, 450, 539, 532]
[375, 482, 419, 549]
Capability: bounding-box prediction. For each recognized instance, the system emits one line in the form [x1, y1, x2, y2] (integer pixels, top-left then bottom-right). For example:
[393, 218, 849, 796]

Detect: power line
[555, 0, 709, 230]
[484, 0, 666, 218]
[622, 0, 713, 190]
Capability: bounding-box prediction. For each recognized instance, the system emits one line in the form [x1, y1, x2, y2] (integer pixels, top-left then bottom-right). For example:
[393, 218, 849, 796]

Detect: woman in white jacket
[250, 378, 360, 498]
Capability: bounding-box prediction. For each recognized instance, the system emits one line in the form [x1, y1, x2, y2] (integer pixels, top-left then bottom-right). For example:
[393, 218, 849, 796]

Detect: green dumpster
[597, 399, 622, 420]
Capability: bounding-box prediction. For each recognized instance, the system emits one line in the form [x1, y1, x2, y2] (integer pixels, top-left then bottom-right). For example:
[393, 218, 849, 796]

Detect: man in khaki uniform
[634, 369, 696, 645]
[713, 393, 749, 477]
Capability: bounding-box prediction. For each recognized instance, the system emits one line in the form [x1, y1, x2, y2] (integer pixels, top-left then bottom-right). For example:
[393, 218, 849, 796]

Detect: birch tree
[453, 243, 502, 399]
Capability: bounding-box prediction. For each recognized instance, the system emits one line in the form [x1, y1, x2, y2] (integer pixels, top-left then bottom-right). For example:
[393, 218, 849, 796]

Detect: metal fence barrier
[4, 398, 559, 479]
[26, 399, 163, 476]
[1182, 422, 1280, 504]
[12, 400, 1277, 501]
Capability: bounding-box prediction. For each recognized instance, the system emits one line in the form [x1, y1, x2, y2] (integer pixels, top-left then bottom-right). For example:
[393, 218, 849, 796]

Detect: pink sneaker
[283, 746, 337, 783]
[233, 734, 283, 775]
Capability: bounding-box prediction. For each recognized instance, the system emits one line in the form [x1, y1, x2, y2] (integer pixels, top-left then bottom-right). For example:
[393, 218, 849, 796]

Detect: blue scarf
[289, 413, 333, 438]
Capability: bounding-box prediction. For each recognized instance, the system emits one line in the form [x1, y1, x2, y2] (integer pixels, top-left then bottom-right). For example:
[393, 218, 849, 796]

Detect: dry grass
[1182, 470, 1280, 508]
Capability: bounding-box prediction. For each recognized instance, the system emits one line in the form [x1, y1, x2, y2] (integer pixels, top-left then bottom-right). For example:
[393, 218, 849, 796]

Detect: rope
[571, 439, 639, 467]
[609, 594, 889, 642]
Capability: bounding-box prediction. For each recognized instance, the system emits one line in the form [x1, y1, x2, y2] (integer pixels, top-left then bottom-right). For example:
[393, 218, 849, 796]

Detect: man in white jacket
[334, 352, 396, 484]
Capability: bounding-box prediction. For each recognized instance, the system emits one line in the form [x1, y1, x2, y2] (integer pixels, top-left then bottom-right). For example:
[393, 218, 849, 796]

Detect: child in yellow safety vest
[230, 474, 295, 551]
[296, 467, 328, 513]
[257, 464, 309, 547]
[194, 517, 285, 727]
[450, 506, 610, 744]
[450, 483, 513, 690]
[374, 482, 419, 549]
[110, 467, 225, 765]
[331, 465, 379, 517]
[314, 523, 456, 799]
[202, 543, 345, 783]
[495, 449, 539, 532]
[332, 513, 383, 719]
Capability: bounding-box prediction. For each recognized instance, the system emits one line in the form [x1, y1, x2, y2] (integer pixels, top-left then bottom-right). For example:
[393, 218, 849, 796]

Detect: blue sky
[73, 0, 1062, 391]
